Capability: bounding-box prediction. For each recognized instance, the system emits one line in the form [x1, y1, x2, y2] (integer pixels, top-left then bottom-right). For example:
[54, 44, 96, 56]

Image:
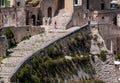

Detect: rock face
[94, 55, 119, 83]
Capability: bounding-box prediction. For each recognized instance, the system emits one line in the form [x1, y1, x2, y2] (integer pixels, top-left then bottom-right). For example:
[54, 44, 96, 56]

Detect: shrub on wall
[100, 50, 107, 62]
[115, 54, 120, 60]
[6, 28, 16, 48]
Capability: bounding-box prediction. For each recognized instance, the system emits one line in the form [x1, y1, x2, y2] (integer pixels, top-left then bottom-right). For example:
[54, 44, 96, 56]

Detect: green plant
[40, 48, 44, 53]
[6, 28, 17, 48]
[21, 35, 31, 41]
[6, 28, 14, 39]
[93, 34, 98, 41]
[100, 50, 107, 61]
[115, 54, 120, 60]
[26, 27, 30, 31]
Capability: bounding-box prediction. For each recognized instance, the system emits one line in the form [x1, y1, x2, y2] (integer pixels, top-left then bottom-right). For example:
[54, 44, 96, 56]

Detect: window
[102, 17, 104, 19]
[113, 17, 117, 25]
[87, 0, 89, 9]
[17, 2, 20, 6]
[74, 0, 78, 4]
[101, 0, 105, 10]
[101, 3, 105, 10]
[2, 0, 4, 5]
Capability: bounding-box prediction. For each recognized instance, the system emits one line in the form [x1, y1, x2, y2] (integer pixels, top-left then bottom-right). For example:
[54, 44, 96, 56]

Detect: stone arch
[47, 7, 52, 18]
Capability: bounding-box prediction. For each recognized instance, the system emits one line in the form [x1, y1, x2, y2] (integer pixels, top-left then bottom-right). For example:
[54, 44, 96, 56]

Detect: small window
[102, 17, 104, 19]
[17, 2, 20, 6]
[74, 0, 78, 4]
[113, 17, 117, 25]
[2, 0, 4, 5]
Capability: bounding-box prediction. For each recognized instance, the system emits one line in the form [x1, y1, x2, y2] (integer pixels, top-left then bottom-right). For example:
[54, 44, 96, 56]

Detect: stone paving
[0, 25, 84, 83]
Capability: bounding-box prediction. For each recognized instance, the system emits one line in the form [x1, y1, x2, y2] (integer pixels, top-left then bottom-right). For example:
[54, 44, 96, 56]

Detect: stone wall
[40, 0, 56, 17]
[0, 7, 26, 27]
[98, 24, 120, 54]
[0, 26, 45, 43]
[66, 6, 88, 29]
[0, 25, 44, 57]
[0, 36, 8, 57]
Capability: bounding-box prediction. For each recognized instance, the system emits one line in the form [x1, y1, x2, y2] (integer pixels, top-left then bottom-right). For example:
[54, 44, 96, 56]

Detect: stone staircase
[51, 9, 73, 29]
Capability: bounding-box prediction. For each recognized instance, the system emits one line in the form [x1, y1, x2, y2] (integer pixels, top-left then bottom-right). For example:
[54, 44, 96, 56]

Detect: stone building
[0, 0, 90, 28]
[87, 0, 120, 54]
[1, 0, 120, 53]
[82, 0, 114, 10]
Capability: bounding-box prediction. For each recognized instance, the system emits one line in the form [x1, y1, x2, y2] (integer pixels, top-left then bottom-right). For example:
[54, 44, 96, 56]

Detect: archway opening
[101, 3, 105, 10]
[113, 17, 117, 25]
[47, 7, 52, 18]
[31, 15, 36, 25]
[26, 11, 29, 25]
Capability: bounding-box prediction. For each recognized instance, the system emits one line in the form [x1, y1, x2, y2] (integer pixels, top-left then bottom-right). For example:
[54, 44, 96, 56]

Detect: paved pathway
[0, 25, 85, 83]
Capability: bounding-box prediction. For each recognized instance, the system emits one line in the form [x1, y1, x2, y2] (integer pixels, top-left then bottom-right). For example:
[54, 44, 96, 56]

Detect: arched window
[31, 15, 36, 25]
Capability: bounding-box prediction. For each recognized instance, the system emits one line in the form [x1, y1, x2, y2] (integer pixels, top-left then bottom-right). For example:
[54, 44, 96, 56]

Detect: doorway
[58, 0, 64, 10]
[113, 17, 117, 25]
[47, 7, 52, 18]
[101, 3, 105, 10]
[86, 0, 89, 9]
[31, 15, 36, 25]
